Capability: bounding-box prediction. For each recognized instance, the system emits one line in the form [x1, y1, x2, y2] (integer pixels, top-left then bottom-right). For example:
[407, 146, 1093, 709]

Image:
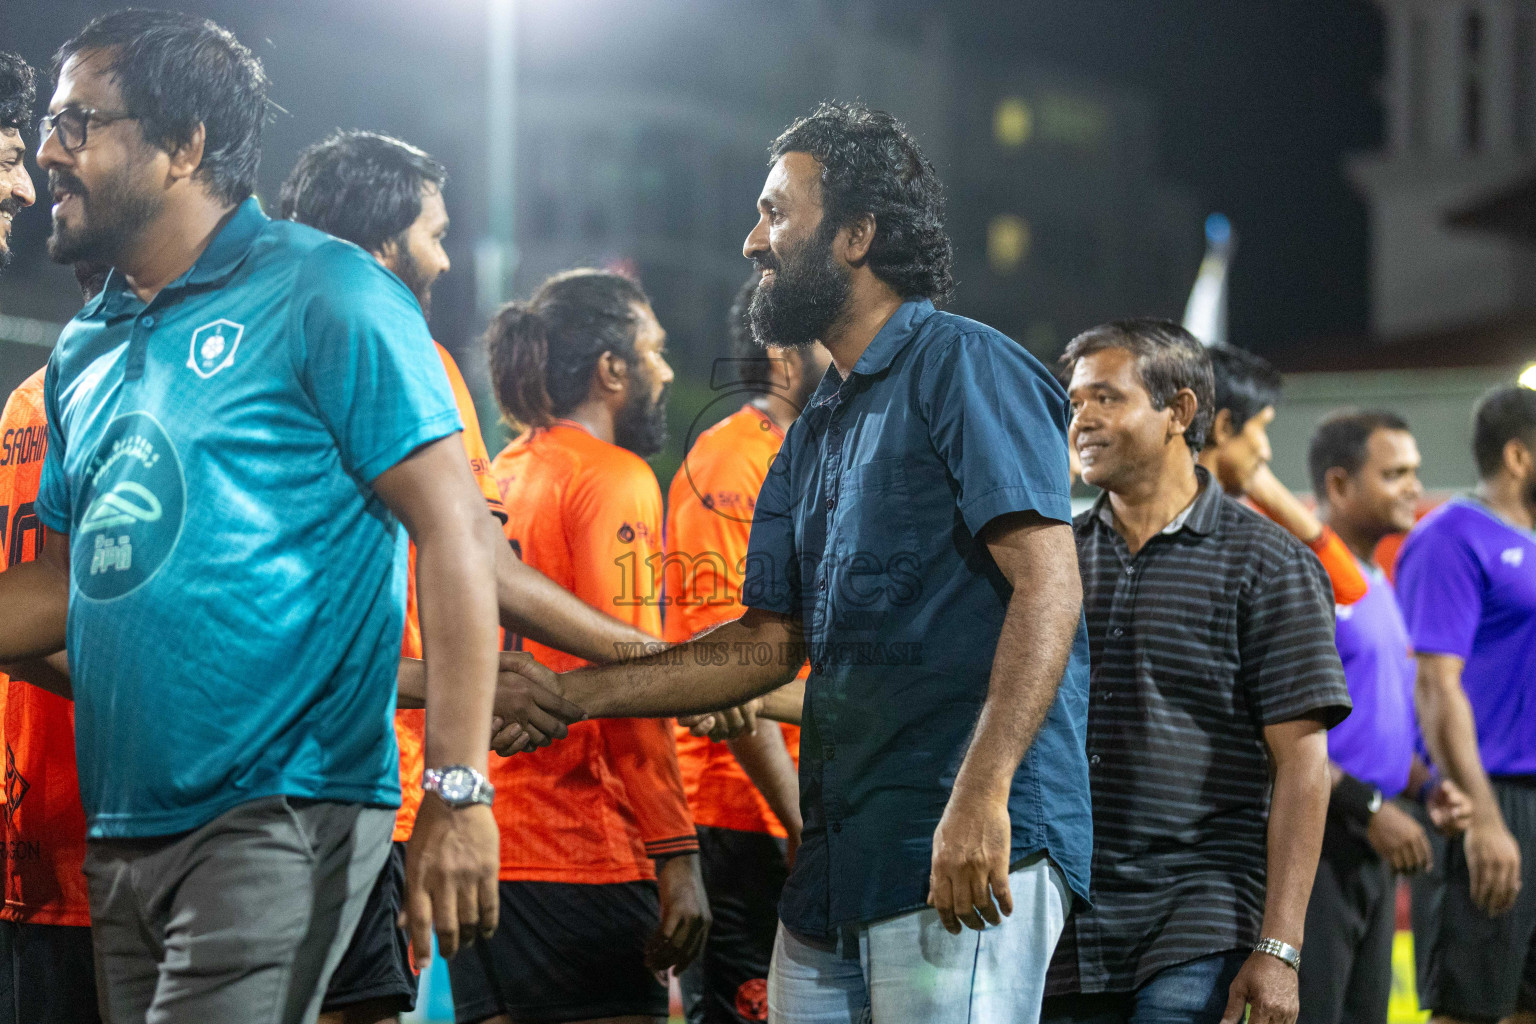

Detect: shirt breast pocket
[1143, 596, 1240, 683]
[830, 458, 921, 607]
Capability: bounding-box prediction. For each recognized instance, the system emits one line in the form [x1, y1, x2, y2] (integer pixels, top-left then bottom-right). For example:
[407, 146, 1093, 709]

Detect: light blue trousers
[768, 853, 1070, 1024]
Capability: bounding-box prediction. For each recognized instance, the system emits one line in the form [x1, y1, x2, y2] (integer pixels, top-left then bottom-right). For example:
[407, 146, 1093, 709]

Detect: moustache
[48, 172, 87, 200]
[750, 253, 779, 274]
[0, 196, 21, 217]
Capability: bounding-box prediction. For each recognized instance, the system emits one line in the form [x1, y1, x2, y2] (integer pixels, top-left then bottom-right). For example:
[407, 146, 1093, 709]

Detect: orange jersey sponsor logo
[487, 421, 696, 883]
[665, 405, 803, 838]
[0, 369, 90, 927]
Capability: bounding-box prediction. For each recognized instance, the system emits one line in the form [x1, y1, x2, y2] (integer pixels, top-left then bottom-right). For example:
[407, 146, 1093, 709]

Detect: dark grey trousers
[1297, 813, 1396, 1024]
[83, 796, 393, 1024]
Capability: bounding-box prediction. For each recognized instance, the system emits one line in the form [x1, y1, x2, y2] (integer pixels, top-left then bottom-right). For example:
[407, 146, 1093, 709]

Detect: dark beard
[748, 223, 850, 350]
[391, 240, 433, 317]
[0, 196, 22, 271]
[614, 379, 670, 458]
[47, 168, 162, 266]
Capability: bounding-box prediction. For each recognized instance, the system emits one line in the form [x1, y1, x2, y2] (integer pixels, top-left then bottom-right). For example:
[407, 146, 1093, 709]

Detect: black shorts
[0, 920, 100, 1024]
[680, 826, 788, 1024]
[447, 879, 668, 1024]
[321, 841, 418, 1014]
[1418, 776, 1536, 1022]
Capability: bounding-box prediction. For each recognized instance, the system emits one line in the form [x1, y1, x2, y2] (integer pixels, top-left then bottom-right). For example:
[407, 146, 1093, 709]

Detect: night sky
[0, 1, 1384, 359]
[895, 0, 1385, 355]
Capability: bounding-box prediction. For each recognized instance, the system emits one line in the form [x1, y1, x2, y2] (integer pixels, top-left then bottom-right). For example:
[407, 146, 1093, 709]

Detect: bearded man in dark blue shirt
[506, 101, 1093, 1024]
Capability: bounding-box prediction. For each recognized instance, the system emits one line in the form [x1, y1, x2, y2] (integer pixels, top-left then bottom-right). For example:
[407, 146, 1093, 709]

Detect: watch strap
[422, 764, 495, 808]
[1254, 937, 1301, 972]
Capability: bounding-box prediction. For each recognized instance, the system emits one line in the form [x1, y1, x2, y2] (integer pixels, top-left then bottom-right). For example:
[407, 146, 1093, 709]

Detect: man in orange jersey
[0, 277, 108, 1024]
[667, 278, 828, 1024]
[1198, 343, 1369, 605]
[446, 268, 707, 1024]
[0, 370, 95, 1024]
[281, 135, 653, 1024]
[0, 58, 99, 1016]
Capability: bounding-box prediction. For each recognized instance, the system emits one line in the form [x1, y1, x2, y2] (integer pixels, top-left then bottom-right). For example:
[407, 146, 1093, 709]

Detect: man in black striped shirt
[1044, 320, 1349, 1024]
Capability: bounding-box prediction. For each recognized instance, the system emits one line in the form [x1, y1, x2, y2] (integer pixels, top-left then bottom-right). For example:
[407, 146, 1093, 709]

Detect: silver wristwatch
[1254, 937, 1301, 972]
[422, 765, 495, 808]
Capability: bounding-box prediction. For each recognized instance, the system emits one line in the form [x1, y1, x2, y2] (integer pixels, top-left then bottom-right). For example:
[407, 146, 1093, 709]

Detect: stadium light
[476, 0, 517, 321]
[1520, 362, 1536, 390]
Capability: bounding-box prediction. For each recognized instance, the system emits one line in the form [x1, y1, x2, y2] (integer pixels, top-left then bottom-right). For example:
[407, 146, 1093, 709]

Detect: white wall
[1268, 364, 1528, 495]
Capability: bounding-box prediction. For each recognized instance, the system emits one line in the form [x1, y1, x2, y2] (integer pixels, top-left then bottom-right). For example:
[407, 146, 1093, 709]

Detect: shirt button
[140, 315, 155, 327]
[823, 747, 836, 761]
[826, 496, 837, 511]
[1090, 754, 1102, 766]
[1124, 566, 1135, 576]
[818, 577, 828, 591]
[812, 663, 824, 675]
[1102, 691, 1113, 702]
[831, 822, 842, 834]
[1112, 627, 1125, 638]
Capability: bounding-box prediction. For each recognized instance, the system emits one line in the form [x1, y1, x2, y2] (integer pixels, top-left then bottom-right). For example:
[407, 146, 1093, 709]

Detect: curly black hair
[0, 52, 36, 134]
[769, 101, 955, 306]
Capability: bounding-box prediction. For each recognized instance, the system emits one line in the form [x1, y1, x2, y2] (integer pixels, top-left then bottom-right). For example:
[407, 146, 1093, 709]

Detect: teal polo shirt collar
[79, 196, 268, 323]
[183, 196, 266, 287]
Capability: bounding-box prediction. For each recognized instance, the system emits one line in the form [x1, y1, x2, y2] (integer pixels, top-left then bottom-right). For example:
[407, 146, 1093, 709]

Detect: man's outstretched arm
[0, 532, 69, 664]
[927, 512, 1081, 934]
[493, 538, 655, 663]
[6, 651, 71, 700]
[550, 607, 804, 720]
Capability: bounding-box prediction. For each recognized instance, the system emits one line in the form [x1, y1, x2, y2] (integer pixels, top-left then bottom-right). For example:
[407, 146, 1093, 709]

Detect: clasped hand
[488, 652, 584, 755]
[487, 652, 760, 754]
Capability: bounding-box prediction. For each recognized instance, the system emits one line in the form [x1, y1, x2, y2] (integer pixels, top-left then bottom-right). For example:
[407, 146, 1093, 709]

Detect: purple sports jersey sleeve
[1396, 509, 1483, 660]
[1396, 498, 1536, 777]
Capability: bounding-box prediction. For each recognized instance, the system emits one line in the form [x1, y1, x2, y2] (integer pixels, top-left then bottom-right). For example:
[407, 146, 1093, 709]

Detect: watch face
[439, 768, 475, 803]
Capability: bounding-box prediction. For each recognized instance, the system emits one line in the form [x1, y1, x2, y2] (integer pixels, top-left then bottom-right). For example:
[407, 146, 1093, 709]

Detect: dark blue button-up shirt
[741, 298, 1092, 938]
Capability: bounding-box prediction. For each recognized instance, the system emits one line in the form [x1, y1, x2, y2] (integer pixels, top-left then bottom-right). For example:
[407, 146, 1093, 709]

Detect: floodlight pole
[477, 0, 517, 321]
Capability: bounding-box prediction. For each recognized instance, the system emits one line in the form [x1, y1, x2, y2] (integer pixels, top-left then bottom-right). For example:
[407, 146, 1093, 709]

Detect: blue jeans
[1040, 952, 1249, 1024]
[767, 854, 1071, 1024]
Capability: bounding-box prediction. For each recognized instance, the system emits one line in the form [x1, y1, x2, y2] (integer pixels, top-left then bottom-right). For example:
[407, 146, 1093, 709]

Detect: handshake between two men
[484, 607, 811, 752]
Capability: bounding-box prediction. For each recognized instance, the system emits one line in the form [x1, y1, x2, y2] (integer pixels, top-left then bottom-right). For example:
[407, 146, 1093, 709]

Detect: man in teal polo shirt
[0, 12, 509, 1023]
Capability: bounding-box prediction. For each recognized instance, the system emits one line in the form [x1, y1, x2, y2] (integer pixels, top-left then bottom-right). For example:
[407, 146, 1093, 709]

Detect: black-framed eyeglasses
[37, 107, 137, 154]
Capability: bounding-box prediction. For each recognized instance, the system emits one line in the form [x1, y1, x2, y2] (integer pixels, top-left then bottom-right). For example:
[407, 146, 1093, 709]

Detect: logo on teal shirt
[187, 318, 244, 379]
[74, 412, 186, 601]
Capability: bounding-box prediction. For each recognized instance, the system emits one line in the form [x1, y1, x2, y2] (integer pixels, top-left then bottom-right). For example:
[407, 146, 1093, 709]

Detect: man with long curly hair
[503, 101, 1092, 1024]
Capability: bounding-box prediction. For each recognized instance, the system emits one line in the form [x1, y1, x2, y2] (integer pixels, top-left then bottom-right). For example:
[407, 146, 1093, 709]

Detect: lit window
[994, 98, 1033, 148]
[988, 215, 1031, 273]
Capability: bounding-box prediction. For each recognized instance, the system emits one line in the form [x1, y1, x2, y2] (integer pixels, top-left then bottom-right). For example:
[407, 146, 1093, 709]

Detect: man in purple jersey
[1396, 385, 1536, 1024]
[1298, 411, 1470, 1024]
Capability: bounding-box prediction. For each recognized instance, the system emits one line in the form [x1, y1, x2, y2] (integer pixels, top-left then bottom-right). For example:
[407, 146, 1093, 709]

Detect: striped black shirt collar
[1087, 465, 1221, 539]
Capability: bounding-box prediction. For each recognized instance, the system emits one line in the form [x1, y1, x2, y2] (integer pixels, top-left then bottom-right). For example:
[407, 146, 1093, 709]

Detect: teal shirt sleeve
[292, 241, 462, 483]
[36, 356, 70, 534]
